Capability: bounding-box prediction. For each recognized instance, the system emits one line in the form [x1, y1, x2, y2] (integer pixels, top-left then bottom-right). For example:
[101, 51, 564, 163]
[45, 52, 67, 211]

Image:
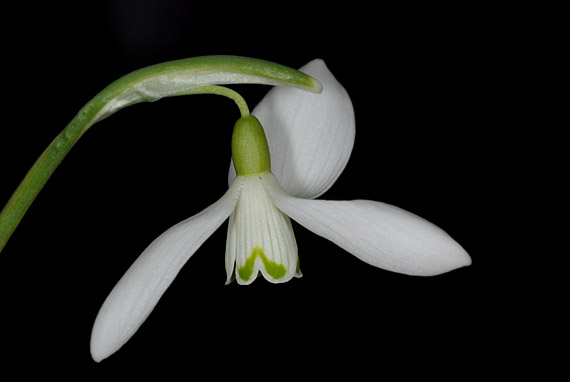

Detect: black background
[0, 0, 533, 378]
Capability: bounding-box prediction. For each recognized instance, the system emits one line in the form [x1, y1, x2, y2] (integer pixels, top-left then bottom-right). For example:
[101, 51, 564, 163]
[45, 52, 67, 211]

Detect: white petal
[90, 178, 243, 362]
[225, 176, 299, 285]
[261, 173, 471, 276]
[229, 59, 355, 199]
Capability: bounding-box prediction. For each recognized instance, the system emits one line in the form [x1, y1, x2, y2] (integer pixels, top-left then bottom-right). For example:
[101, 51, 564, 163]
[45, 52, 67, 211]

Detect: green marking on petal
[238, 246, 287, 281]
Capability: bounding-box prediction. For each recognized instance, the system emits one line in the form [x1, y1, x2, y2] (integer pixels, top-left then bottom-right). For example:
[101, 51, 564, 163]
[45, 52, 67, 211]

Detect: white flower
[90, 59, 471, 362]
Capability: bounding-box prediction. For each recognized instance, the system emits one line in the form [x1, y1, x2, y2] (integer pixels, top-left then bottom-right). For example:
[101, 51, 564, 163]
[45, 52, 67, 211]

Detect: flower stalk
[0, 56, 321, 253]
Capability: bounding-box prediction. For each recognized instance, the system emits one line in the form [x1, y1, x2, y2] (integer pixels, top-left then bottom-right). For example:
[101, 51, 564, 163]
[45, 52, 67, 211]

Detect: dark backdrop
[1, 0, 519, 378]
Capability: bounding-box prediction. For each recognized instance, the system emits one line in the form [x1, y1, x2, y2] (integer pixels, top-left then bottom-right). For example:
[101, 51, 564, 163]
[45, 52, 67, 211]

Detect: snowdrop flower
[0, 55, 470, 363]
[89, 59, 471, 362]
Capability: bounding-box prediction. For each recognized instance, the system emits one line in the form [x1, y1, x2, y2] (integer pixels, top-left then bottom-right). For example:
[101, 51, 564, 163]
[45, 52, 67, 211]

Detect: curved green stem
[180, 85, 250, 117]
[0, 55, 321, 253]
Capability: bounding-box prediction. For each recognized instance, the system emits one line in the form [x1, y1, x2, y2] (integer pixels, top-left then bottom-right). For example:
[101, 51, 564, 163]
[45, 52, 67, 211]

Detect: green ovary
[231, 116, 271, 176]
[238, 246, 287, 281]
